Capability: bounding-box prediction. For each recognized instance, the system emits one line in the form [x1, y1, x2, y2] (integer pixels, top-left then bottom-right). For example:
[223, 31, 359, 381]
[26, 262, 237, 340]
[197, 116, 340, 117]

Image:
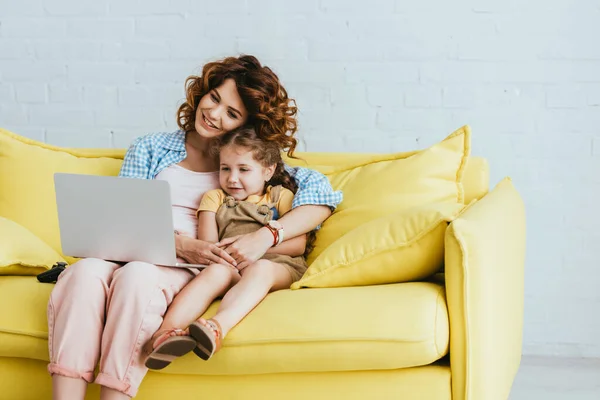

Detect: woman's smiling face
[194, 79, 249, 139]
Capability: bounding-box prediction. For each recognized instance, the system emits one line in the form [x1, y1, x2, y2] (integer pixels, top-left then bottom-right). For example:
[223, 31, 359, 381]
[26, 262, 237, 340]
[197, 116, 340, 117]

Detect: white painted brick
[34, 41, 102, 61]
[95, 107, 166, 128]
[111, 129, 146, 148]
[275, 63, 346, 84]
[188, 0, 249, 15]
[0, 40, 33, 59]
[405, 85, 443, 108]
[67, 18, 134, 40]
[118, 85, 183, 108]
[108, 0, 190, 16]
[475, 84, 546, 110]
[0, 105, 28, 125]
[456, 36, 541, 61]
[0, 0, 43, 17]
[540, 36, 600, 60]
[537, 110, 600, 133]
[134, 16, 198, 38]
[48, 84, 83, 104]
[389, 135, 421, 152]
[299, 108, 376, 131]
[308, 41, 382, 62]
[83, 85, 118, 106]
[512, 133, 592, 159]
[346, 63, 419, 84]
[442, 86, 477, 108]
[101, 41, 170, 61]
[134, 62, 195, 84]
[321, 0, 395, 14]
[0, 18, 67, 38]
[285, 83, 330, 112]
[377, 109, 455, 132]
[367, 85, 405, 108]
[341, 133, 393, 153]
[236, 40, 308, 62]
[592, 137, 600, 156]
[383, 38, 453, 61]
[172, 39, 237, 61]
[394, 0, 473, 14]
[330, 85, 369, 109]
[44, 0, 107, 16]
[421, 61, 600, 84]
[46, 128, 112, 148]
[546, 85, 587, 109]
[68, 63, 134, 85]
[454, 108, 537, 134]
[247, 0, 318, 15]
[0, 84, 15, 102]
[301, 133, 346, 152]
[28, 105, 94, 127]
[586, 84, 600, 106]
[1, 61, 66, 83]
[347, 15, 497, 40]
[14, 83, 47, 103]
[283, 17, 353, 41]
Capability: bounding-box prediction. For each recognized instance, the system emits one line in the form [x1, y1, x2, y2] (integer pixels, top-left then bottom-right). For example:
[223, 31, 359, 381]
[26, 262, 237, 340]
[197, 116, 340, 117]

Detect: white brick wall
[1, 0, 599, 358]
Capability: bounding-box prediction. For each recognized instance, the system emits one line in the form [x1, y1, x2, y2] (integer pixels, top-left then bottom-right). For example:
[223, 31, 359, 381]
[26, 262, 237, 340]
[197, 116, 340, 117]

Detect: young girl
[144, 126, 311, 369]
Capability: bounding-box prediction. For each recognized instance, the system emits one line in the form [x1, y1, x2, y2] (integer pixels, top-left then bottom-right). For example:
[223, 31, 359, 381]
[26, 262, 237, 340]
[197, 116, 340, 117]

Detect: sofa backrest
[463, 156, 489, 203]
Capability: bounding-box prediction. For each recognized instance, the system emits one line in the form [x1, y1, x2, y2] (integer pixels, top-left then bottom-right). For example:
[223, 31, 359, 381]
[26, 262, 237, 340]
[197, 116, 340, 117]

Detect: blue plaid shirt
[119, 131, 343, 211]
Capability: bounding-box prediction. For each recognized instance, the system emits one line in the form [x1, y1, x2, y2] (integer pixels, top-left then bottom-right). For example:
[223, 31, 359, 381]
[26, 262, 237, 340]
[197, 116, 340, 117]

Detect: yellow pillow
[291, 202, 464, 289]
[287, 126, 471, 264]
[0, 216, 67, 275]
[0, 128, 125, 263]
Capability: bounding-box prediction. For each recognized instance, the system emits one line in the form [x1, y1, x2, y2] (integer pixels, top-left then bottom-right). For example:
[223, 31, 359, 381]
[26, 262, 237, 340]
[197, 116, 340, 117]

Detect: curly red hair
[177, 55, 298, 157]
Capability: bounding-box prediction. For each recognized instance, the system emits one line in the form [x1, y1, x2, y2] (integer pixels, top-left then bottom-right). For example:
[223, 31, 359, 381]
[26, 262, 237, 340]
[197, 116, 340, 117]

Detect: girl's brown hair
[177, 55, 299, 157]
[215, 126, 316, 255]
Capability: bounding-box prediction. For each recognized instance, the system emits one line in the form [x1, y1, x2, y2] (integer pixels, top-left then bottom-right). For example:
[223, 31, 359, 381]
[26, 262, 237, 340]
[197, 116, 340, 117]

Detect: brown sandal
[144, 328, 196, 370]
[189, 318, 223, 360]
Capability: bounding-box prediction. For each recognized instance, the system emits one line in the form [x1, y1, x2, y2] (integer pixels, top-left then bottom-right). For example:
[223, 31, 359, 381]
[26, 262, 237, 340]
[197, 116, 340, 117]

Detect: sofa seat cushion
[0, 276, 449, 375]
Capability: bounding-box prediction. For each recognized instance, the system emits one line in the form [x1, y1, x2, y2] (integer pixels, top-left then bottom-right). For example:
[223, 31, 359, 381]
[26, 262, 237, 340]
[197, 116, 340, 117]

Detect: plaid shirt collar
[160, 130, 187, 152]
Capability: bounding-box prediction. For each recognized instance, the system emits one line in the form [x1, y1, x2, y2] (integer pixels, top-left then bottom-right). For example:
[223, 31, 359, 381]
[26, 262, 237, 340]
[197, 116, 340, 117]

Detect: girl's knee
[240, 260, 273, 278]
[201, 263, 239, 283]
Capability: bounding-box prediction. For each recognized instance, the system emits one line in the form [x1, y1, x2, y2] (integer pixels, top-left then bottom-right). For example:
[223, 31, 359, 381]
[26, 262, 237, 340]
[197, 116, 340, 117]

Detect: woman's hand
[175, 235, 237, 268]
[217, 227, 274, 271]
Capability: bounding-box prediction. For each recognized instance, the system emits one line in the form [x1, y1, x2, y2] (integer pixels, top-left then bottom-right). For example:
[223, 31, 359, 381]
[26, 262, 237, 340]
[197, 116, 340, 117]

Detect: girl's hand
[217, 227, 273, 271]
[175, 235, 237, 268]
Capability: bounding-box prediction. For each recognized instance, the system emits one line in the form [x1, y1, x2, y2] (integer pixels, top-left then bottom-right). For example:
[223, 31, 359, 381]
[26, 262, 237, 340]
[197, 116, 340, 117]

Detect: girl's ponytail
[268, 161, 317, 256]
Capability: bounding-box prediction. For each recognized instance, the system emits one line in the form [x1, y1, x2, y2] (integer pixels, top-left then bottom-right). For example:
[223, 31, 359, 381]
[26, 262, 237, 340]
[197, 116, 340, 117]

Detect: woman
[47, 55, 342, 400]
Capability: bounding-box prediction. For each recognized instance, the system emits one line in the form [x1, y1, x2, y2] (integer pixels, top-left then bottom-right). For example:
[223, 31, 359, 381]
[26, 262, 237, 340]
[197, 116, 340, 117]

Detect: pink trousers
[47, 258, 195, 397]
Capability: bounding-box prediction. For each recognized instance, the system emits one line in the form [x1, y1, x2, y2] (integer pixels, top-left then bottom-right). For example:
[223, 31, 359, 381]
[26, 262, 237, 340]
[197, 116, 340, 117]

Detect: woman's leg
[211, 260, 293, 337]
[48, 258, 120, 400]
[93, 261, 195, 398]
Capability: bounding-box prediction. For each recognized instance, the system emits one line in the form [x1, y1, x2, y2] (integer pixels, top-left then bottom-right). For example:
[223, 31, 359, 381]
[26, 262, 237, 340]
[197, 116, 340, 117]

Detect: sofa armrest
[445, 178, 526, 400]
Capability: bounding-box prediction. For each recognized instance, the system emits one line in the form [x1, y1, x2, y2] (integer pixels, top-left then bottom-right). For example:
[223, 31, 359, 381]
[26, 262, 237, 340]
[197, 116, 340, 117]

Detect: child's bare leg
[152, 264, 240, 342]
[211, 260, 292, 337]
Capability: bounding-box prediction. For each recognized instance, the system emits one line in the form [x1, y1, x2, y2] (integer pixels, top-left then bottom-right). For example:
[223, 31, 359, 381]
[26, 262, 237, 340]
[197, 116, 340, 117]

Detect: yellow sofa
[0, 129, 525, 400]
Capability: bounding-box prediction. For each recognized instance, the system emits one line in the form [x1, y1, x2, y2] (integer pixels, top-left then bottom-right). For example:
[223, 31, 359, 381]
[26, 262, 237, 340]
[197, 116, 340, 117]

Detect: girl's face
[195, 79, 249, 139]
[219, 144, 275, 200]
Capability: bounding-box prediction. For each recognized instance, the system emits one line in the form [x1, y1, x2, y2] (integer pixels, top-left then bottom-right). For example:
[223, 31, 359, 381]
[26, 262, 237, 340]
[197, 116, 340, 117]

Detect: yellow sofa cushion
[287, 126, 471, 265]
[0, 276, 449, 375]
[0, 128, 125, 262]
[0, 217, 66, 276]
[292, 202, 464, 289]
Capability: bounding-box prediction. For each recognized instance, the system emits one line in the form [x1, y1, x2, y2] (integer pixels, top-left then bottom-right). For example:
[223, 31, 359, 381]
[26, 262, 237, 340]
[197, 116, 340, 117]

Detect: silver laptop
[54, 173, 206, 269]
